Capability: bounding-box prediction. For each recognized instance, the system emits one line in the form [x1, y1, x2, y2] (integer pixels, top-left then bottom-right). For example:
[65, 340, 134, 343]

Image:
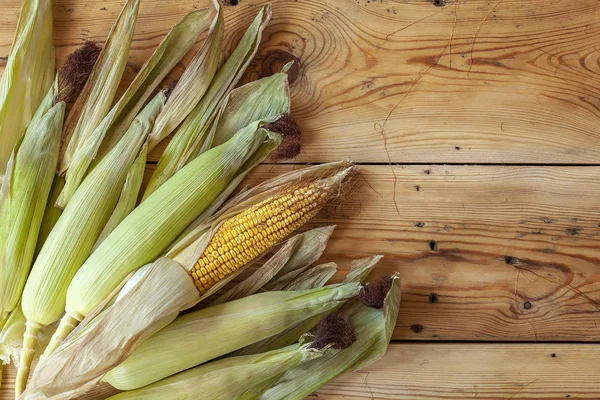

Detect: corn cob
[190, 180, 332, 294]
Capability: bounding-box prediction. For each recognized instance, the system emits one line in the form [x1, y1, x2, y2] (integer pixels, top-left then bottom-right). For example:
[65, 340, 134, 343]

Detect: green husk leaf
[211, 226, 335, 305]
[22, 93, 165, 328]
[108, 342, 326, 400]
[259, 275, 401, 400]
[145, 4, 272, 197]
[93, 144, 147, 250]
[103, 282, 362, 390]
[211, 62, 292, 147]
[58, 8, 214, 207]
[284, 262, 338, 291]
[34, 176, 64, 258]
[234, 255, 381, 357]
[59, 0, 141, 176]
[147, 1, 224, 151]
[0, 0, 55, 180]
[0, 99, 65, 323]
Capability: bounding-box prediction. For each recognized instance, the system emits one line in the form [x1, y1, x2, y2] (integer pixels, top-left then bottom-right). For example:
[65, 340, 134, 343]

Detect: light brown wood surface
[4, 343, 600, 399]
[1, 0, 600, 398]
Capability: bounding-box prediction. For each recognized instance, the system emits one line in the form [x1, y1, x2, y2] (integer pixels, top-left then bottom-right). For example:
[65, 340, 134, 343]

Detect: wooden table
[1, 0, 600, 398]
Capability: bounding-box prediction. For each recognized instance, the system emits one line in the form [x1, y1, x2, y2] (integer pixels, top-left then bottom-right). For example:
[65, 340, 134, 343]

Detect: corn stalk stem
[43, 311, 81, 357]
[15, 321, 42, 397]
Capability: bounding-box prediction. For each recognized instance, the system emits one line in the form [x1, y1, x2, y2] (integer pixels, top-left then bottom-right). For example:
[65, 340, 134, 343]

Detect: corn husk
[58, 8, 214, 207]
[0, 0, 55, 180]
[234, 256, 381, 357]
[0, 96, 65, 325]
[58, 0, 140, 178]
[211, 225, 335, 305]
[108, 340, 327, 400]
[147, 1, 223, 151]
[93, 144, 147, 250]
[23, 259, 200, 400]
[259, 274, 401, 400]
[104, 282, 362, 391]
[284, 263, 338, 291]
[212, 63, 292, 147]
[145, 5, 272, 197]
[33, 177, 64, 257]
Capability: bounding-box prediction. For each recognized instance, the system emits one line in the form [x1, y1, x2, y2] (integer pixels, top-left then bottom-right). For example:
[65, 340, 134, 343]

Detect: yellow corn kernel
[189, 181, 331, 294]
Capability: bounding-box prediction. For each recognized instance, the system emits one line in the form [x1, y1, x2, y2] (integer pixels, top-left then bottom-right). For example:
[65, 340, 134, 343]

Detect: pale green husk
[145, 5, 272, 197]
[0, 97, 65, 325]
[259, 275, 401, 400]
[103, 282, 362, 390]
[233, 255, 382, 357]
[0, 0, 55, 180]
[284, 263, 338, 291]
[108, 342, 327, 400]
[58, 8, 214, 207]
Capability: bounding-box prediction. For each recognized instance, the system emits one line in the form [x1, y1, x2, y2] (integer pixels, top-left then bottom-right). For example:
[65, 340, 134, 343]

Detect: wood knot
[428, 293, 439, 304]
[410, 324, 425, 334]
[433, 0, 446, 6]
[523, 301, 532, 310]
[504, 255, 520, 265]
[222, 0, 240, 6]
[261, 50, 301, 85]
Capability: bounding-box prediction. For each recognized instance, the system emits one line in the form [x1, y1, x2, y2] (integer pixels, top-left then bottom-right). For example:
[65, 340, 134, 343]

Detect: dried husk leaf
[103, 282, 362, 391]
[234, 255, 381, 357]
[0, 99, 65, 324]
[211, 226, 335, 305]
[259, 275, 401, 400]
[22, 93, 165, 329]
[145, 5, 272, 197]
[211, 62, 292, 147]
[147, 1, 224, 151]
[23, 259, 200, 400]
[284, 263, 338, 291]
[58, 8, 214, 207]
[93, 144, 148, 250]
[59, 0, 141, 175]
[0, 0, 55, 179]
[108, 342, 327, 400]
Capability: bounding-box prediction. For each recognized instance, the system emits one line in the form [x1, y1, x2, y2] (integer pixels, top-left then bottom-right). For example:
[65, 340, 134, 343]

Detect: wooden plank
[227, 164, 600, 341]
[2, 0, 600, 164]
[3, 343, 600, 399]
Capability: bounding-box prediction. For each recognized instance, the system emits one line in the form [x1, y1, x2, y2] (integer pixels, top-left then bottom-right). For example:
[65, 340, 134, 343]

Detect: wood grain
[1, 0, 600, 164]
[3, 343, 600, 399]
[234, 164, 600, 341]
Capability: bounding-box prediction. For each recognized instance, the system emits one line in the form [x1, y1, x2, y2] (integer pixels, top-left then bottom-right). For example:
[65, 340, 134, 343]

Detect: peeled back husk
[0, 0, 55, 180]
[103, 282, 362, 390]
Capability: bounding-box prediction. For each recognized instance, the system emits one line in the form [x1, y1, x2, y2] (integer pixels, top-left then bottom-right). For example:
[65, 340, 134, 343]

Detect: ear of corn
[259, 275, 400, 400]
[0, 97, 65, 328]
[58, 8, 214, 207]
[58, 127, 280, 331]
[0, 0, 55, 180]
[22, 259, 200, 399]
[234, 255, 381, 357]
[59, 0, 141, 178]
[93, 144, 148, 250]
[103, 282, 361, 391]
[108, 341, 327, 400]
[212, 226, 335, 305]
[16, 93, 165, 394]
[212, 62, 292, 147]
[147, 2, 224, 151]
[144, 5, 272, 197]
[284, 262, 338, 291]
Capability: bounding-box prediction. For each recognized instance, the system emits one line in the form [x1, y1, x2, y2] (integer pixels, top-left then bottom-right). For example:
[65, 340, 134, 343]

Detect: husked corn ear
[190, 181, 331, 294]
